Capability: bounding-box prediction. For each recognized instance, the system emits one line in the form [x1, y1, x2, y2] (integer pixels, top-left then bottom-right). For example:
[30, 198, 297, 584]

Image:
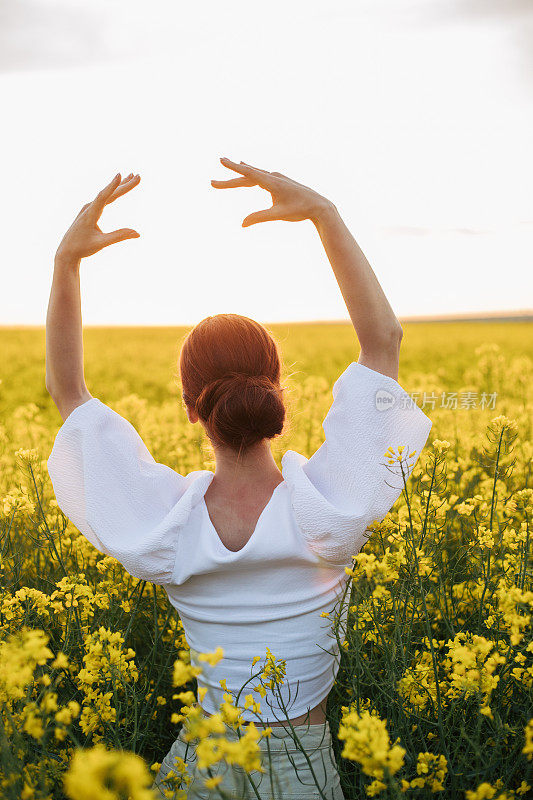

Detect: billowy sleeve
[47, 398, 189, 584]
[281, 362, 433, 565]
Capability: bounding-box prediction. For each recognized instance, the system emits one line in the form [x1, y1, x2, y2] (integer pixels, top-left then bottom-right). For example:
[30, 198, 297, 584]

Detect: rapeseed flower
[337, 705, 405, 781]
[198, 645, 224, 666]
[63, 744, 154, 800]
[1, 330, 532, 797]
[259, 647, 286, 690]
[0, 628, 53, 703]
[524, 719, 533, 760]
[408, 752, 447, 792]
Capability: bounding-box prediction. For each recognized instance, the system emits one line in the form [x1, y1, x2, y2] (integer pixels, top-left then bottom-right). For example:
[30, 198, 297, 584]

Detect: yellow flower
[23, 708, 44, 740]
[465, 783, 496, 800]
[523, 719, 533, 761]
[219, 700, 244, 727]
[52, 652, 69, 670]
[0, 628, 53, 703]
[198, 646, 224, 667]
[173, 659, 202, 687]
[338, 705, 405, 779]
[222, 721, 263, 773]
[384, 444, 421, 467]
[63, 744, 154, 800]
[41, 691, 58, 713]
[490, 415, 518, 434]
[366, 778, 387, 796]
[432, 439, 451, 454]
[173, 691, 196, 705]
[260, 648, 286, 689]
[409, 752, 447, 792]
[2, 487, 34, 516]
[204, 775, 223, 789]
[244, 694, 262, 714]
[21, 783, 34, 800]
[476, 525, 495, 549]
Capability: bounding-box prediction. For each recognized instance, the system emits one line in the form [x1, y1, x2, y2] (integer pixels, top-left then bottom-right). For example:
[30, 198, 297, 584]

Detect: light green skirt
[153, 714, 345, 800]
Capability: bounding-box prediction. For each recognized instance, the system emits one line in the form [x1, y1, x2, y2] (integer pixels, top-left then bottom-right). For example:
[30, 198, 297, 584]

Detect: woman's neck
[209, 439, 283, 497]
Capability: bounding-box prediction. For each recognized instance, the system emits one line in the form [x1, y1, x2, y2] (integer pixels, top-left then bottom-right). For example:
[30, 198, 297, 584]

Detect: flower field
[0, 321, 532, 800]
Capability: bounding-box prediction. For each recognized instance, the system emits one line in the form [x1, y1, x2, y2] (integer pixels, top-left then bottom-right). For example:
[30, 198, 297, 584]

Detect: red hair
[179, 314, 286, 450]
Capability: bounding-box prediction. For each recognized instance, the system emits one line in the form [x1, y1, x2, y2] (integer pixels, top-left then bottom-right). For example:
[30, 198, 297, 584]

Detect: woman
[46, 159, 432, 799]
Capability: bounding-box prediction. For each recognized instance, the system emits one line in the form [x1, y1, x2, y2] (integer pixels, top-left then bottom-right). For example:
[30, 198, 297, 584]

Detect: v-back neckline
[202, 481, 285, 555]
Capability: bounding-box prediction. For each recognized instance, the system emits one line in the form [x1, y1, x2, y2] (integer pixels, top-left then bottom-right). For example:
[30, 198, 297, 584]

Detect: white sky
[1, 0, 532, 325]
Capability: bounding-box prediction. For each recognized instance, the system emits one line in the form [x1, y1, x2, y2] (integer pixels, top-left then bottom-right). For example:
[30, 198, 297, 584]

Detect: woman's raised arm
[212, 158, 403, 380]
[312, 204, 403, 380]
[45, 173, 141, 421]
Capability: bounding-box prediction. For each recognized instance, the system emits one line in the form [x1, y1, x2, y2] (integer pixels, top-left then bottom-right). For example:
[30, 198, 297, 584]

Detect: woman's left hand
[211, 158, 333, 227]
[55, 173, 141, 263]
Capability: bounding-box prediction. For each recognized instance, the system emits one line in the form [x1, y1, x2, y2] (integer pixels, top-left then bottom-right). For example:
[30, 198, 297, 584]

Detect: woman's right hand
[211, 157, 336, 227]
[55, 173, 141, 264]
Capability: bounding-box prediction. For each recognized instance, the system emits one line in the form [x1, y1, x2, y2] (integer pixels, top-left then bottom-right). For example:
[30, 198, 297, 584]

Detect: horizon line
[0, 309, 532, 329]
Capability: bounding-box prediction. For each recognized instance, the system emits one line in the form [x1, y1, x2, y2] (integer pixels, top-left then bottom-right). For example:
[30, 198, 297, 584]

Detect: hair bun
[179, 313, 286, 451]
[195, 372, 285, 449]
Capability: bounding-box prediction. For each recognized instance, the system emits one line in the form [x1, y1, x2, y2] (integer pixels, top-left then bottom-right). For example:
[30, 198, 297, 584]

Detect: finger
[220, 158, 276, 190]
[240, 161, 273, 175]
[271, 171, 290, 179]
[211, 177, 257, 189]
[88, 173, 122, 220]
[98, 172, 122, 199]
[242, 207, 278, 227]
[113, 174, 133, 190]
[101, 228, 141, 246]
[75, 202, 91, 219]
[107, 174, 141, 203]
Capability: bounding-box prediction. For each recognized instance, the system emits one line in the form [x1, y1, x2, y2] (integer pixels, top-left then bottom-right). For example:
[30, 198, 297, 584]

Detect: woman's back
[47, 360, 432, 724]
[203, 476, 284, 552]
[168, 476, 348, 722]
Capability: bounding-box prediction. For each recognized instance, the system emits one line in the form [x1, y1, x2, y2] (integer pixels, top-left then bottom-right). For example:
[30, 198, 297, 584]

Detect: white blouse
[47, 362, 432, 721]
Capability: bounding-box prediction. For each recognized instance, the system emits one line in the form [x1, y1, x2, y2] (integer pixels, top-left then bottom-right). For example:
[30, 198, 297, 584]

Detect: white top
[47, 362, 432, 722]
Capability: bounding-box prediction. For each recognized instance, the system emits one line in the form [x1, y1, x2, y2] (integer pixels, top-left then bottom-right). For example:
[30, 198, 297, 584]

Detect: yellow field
[0, 322, 532, 800]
